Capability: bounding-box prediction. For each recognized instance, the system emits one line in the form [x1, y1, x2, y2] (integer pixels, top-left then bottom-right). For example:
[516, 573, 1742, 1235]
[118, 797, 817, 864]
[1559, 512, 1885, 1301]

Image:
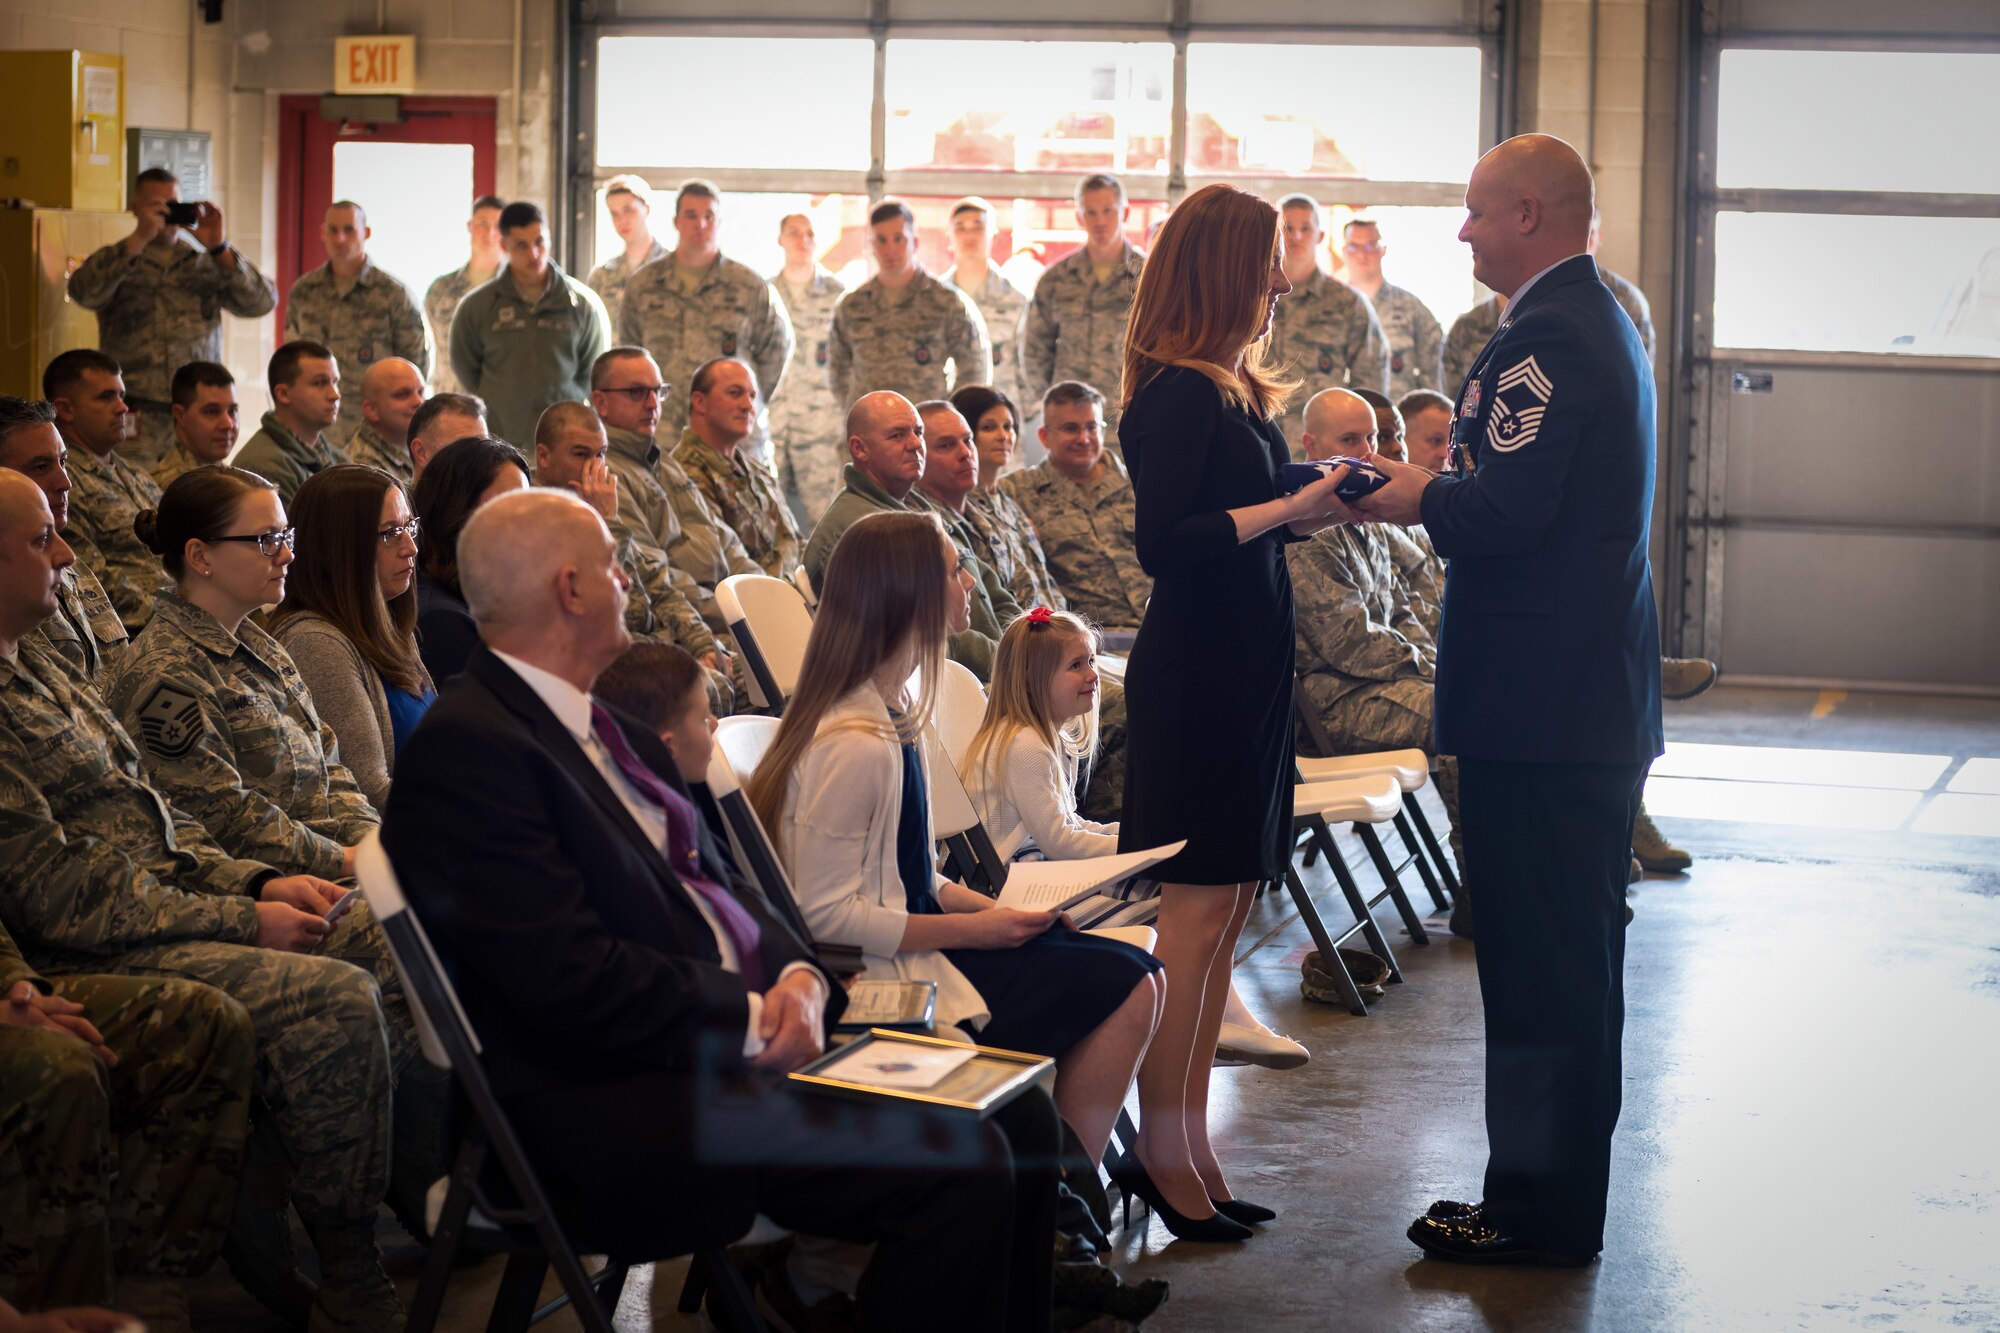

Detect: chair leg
[1405, 791, 1461, 897]
[407, 1137, 487, 1333]
[1357, 822, 1429, 946]
[1281, 863, 1367, 1017]
[700, 1249, 769, 1333]
[484, 1253, 547, 1333]
[1394, 809, 1451, 913]
[1319, 832, 1404, 984]
[677, 1251, 711, 1314]
[531, 1258, 625, 1329]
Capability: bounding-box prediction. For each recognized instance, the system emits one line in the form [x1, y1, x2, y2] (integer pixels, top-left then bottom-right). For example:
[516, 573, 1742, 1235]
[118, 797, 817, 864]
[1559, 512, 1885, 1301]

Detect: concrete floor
[192, 684, 2000, 1332]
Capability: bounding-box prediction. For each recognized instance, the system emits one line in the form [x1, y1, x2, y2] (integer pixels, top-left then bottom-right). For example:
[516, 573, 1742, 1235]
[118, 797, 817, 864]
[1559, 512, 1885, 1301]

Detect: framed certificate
[789, 1029, 1053, 1118]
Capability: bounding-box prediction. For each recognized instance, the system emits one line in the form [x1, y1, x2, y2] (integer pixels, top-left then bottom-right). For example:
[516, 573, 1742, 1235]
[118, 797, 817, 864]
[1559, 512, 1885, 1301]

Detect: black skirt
[947, 925, 1161, 1060]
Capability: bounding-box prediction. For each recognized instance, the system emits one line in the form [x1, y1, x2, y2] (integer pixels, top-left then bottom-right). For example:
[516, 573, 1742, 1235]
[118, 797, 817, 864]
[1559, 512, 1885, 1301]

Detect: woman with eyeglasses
[111, 466, 380, 881]
[268, 464, 433, 809]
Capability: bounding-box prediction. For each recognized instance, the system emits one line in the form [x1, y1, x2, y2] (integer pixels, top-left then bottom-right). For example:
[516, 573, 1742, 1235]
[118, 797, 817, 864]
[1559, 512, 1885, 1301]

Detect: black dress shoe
[1425, 1198, 1482, 1221]
[1406, 1213, 1595, 1267]
[1212, 1197, 1277, 1225]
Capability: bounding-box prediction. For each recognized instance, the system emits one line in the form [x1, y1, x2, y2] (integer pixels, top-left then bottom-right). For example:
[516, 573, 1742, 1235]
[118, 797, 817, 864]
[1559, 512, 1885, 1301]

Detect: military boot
[111, 1276, 193, 1333]
[1632, 808, 1692, 872]
[223, 1115, 316, 1325]
[304, 1221, 404, 1333]
[1661, 656, 1718, 701]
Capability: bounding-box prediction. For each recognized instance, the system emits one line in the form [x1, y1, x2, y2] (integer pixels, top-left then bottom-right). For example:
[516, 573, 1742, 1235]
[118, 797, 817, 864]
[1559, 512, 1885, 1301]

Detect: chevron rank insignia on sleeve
[1486, 354, 1553, 453]
[135, 683, 203, 761]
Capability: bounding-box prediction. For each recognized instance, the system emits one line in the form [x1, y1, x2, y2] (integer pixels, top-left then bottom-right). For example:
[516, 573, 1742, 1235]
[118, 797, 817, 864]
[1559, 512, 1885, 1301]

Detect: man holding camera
[67, 168, 277, 469]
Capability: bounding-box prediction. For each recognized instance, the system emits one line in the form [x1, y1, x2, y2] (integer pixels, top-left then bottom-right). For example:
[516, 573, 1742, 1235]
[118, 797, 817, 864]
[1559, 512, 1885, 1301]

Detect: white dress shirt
[492, 650, 817, 1056]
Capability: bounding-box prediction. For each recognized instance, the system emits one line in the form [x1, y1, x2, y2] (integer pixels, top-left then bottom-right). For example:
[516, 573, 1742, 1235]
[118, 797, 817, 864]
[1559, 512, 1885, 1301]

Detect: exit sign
[334, 36, 416, 94]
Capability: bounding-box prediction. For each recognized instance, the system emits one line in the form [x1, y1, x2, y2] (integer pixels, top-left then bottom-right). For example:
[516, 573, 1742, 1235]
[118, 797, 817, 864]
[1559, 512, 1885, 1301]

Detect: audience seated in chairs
[746, 510, 1163, 1175]
[947, 384, 1065, 614]
[270, 463, 434, 811]
[409, 435, 529, 684]
[380, 487, 1066, 1333]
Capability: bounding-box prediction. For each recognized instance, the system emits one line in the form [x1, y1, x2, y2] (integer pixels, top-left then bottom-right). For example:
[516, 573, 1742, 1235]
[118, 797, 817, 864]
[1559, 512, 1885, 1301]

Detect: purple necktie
[589, 702, 764, 989]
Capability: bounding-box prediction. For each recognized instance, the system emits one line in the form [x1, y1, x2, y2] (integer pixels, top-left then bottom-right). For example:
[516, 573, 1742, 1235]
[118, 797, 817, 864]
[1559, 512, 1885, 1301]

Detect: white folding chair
[1295, 683, 1461, 904]
[932, 658, 989, 769]
[716, 574, 814, 710]
[790, 564, 819, 610]
[715, 714, 782, 788]
[354, 832, 769, 1333]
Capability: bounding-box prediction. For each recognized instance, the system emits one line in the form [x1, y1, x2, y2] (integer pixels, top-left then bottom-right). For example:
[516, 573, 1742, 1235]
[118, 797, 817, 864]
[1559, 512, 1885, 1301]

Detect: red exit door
[276, 96, 497, 332]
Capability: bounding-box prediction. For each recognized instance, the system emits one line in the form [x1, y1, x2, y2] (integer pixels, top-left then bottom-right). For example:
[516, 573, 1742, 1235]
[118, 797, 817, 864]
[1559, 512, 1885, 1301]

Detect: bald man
[1357, 133, 1662, 1268]
[379, 488, 1062, 1331]
[344, 358, 426, 487]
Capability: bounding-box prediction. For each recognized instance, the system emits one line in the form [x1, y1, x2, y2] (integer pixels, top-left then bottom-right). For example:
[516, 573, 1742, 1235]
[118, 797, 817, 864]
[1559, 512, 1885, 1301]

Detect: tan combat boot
[1632, 808, 1692, 872]
[1661, 657, 1718, 701]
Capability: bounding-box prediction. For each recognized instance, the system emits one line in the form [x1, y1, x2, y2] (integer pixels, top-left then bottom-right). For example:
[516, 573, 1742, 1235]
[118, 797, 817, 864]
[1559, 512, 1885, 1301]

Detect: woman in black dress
[1116, 184, 1354, 1238]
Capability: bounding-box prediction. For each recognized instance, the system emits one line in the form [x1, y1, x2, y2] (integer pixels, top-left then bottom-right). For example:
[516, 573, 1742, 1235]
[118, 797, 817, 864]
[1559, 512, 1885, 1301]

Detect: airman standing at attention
[617, 180, 795, 468]
[231, 342, 345, 509]
[42, 351, 162, 633]
[424, 195, 506, 395]
[1019, 173, 1145, 445]
[942, 197, 1029, 407]
[1269, 194, 1389, 455]
[284, 201, 433, 452]
[586, 175, 669, 331]
[827, 199, 992, 410]
[1339, 218, 1445, 399]
[672, 359, 803, 580]
[768, 212, 849, 528]
[67, 168, 276, 467]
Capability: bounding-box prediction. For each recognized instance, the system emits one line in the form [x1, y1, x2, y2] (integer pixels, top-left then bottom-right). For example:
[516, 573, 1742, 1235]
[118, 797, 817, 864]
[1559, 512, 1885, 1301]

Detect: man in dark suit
[381, 487, 1059, 1330]
[1356, 134, 1664, 1266]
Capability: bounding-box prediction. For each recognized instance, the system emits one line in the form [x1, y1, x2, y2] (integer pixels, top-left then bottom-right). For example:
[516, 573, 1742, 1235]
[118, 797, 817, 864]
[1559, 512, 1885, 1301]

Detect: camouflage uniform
[1383, 523, 1445, 643]
[605, 425, 758, 633]
[0, 919, 254, 1309]
[232, 410, 344, 510]
[1270, 270, 1390, 454]
[66, 235, 277, 467]
[1599, 266, 1657, 365]
[611, 526, 737, 716]
[423, 262, 500, 395]
[586, 238, 667, 332]
[999, 454, 1150, 632]
[671, 429, 803, 579]
[27, 564, 128, 686]
[450, 262, 611, 447]
[63, 442, 165, 633]
[1018, 245, 1144, 440]
[104, 591, 379, 882]
[343, 422, 414, 489]
[284, 259, 434, 451]
[964, 486, 1065, 614]
[1442, 297, 1502, 395]
[768, 267, 849, 529]
[827, 270, 992, 412]
[617, 252, 795, 467]
[1288, 523, 1460, 861]
[0, 638, 405, 1237]
[943, 264, 1029, 406]
[147, 439, 207, 492]
[1366, 281, 1446, 399]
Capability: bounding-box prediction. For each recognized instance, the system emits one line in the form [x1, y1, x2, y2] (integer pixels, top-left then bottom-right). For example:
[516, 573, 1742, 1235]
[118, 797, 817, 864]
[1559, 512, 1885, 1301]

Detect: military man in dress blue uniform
[1356, 134, 1663, 1269]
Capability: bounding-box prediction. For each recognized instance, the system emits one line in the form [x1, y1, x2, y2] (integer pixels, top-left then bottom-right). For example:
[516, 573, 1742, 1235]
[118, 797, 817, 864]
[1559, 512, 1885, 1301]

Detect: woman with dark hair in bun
[109, 466, 379, 881]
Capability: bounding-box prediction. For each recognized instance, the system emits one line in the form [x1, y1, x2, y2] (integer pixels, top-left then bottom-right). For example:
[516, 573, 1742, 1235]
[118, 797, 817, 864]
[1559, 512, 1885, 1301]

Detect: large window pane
[884, 40, 1173, 174]
[596, 37, 873, 169]
[1328, 204, 1481, 336]
[593, 189, 874, 288]
[331, 143, 472, 301]
[887, 193, 1169, 292]
[1185, 43, 1481, 180]
[1717, 51, 2000, 194]
[1713, 213, 2000, 355]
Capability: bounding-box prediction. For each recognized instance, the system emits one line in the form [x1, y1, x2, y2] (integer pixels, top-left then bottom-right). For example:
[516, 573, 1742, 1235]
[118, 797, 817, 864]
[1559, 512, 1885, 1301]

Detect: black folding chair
[354, 833, 766, 1333]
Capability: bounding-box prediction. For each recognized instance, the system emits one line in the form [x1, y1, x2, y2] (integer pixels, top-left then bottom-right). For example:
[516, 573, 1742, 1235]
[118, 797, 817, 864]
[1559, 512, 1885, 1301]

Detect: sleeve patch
[1487, 354, 1553, 453]
[134, 682, 204, 761]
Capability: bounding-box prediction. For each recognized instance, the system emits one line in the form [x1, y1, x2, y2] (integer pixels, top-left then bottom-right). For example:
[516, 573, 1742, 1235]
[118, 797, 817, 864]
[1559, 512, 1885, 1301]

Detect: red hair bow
[1026, 607, 1054, 627]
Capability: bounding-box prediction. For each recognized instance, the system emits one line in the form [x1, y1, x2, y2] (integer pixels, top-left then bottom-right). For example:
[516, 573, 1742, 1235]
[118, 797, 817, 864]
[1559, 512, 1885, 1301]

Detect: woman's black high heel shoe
[1107, 1154, 1252, 1242]
[1211, 1198, 1277, 1226]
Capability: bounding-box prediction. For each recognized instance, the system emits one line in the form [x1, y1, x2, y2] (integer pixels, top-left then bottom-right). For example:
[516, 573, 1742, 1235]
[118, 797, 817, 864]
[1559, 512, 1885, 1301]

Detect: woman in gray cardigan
[272, 464, 435, 809]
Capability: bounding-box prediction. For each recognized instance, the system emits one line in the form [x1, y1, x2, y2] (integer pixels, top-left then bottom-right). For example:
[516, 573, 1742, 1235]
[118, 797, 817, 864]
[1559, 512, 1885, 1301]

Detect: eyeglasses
[205, 528, 295, 557]
[601, 384, 670, 403]
[377, 518, 421, 546]
[1343, 242, 1383, 255]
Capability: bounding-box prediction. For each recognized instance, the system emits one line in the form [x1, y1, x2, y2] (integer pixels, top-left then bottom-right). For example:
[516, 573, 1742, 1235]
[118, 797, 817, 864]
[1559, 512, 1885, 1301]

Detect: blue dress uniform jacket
[1418, 255, 1663, 766]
